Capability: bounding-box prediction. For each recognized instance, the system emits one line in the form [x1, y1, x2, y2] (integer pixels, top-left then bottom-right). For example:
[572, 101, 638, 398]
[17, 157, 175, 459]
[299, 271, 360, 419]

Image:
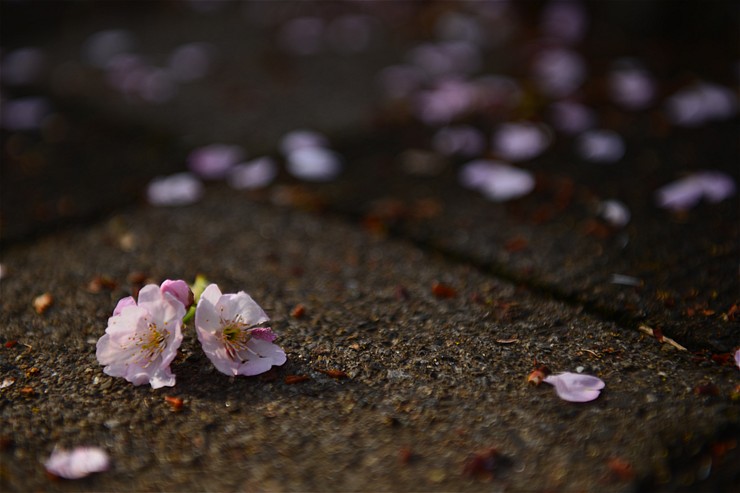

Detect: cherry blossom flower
[543, 372, 605, 402]
[655, 171, 736, 211]
[195, 284, 286, 376]
[96, 284, 186, 389]
[576, 129, 625, 163]
[493, 122, 551, 162]
[459, 160, 535, 202]
[45, 446, 110, 479]
[147, 172, 203, 207]
[188, 144, 245, 180]
[228, 157, 278, 190]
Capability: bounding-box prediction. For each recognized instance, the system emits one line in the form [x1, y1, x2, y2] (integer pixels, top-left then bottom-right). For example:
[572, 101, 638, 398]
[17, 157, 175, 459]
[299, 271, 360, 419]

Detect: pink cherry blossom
[96, 284, 186, 389]
[459, 160, 535, 202]
[45, 446, 110, 479]
[543, 372, 605, 402]
[655, 171, 736, 211]
[195, 284, 286, 376]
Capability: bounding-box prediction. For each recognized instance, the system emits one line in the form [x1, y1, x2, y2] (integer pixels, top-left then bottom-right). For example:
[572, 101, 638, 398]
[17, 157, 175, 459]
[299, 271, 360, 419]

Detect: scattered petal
[167, 42, 214, 82]
[493, 122, 551, 162]
[0, 378, 15, 389]
[279, 129, 328, 155]
[599, 199, 630, 227]
[1, 47, 46, 86]
[576, 129, 625, 163]
[543, 372, 605, 402]
[83, 29, 135, 68]
[609, 62, 655, 110]
[1, 97, 50, 131]
[549, 101, 596, 135]
[532, 47, 586, 98]
[227, 157, 278, 190]
[460, 160, 536, 202]
[44, 446, 110, 479]
[665, 82, 738, 127]
[147, 172, 203, 207]
[432, 125, 486, 157]
[286, 147, 341, 182]
[278, 17, 324, 55]
[187, 144, 245, 180]
[655, 171, 736, 211]
[735, 349, 739, 370]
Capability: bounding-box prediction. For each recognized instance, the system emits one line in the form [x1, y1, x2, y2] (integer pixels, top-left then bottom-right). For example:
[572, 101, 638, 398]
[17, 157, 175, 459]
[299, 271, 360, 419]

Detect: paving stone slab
[1, 187, 738, 492]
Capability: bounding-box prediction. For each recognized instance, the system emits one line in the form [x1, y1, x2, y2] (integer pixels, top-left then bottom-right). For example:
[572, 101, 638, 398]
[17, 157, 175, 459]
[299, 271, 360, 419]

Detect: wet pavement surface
[1, 1, 739, 492]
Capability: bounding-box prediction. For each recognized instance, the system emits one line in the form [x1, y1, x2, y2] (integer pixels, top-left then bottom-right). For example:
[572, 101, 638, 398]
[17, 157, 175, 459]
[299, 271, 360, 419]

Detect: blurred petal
[45, 447, 110, 479]
[544, 372, 605, 402]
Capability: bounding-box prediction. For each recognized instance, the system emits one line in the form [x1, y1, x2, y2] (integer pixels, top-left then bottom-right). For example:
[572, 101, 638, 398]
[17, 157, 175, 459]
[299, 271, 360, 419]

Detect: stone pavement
[1, 1, 739, 492]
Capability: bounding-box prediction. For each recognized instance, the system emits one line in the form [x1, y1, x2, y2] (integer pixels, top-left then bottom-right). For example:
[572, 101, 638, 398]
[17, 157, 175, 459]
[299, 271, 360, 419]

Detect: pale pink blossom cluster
[96, 279, 285, 388]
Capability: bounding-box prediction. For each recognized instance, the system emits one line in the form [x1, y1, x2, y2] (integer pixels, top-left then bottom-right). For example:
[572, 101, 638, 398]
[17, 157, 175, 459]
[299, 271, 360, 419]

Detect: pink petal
[227, 157, 277, 190]
[735, 349, 740, 370]
[576, 129, 625, 163]
[543, 372, 605, 402]
[187, 144, 245, 180]
[147, 173, 203, 207]
[160, 279, 193, 309]
[459, 160, 535, 202]
[45, 446, 110, 479]
[493, 123, 551, 162]
[286, 147, 341, 182]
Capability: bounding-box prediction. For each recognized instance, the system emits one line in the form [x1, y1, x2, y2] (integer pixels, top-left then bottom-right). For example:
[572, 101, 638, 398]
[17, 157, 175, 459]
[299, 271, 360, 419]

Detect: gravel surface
[1, 187, 738, 492]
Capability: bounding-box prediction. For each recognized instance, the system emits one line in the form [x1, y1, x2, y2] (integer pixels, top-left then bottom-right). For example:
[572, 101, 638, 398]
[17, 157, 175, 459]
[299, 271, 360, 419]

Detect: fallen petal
[543, 372, 605, 402]
[44, 446, 110, 479]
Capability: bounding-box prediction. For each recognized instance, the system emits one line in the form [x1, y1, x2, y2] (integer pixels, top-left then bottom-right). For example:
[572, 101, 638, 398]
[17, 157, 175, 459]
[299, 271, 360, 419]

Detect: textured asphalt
[1, 1, 739, 492]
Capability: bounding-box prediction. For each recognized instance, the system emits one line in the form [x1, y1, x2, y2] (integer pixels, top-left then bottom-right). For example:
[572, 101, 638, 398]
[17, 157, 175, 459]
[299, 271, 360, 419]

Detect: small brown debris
[291, 304, 306, 319]
[504, 236, 528, 252]
[495, 338, 519, 344]
[20, 386, 35, 396]
[607, 457, 635, 481]
[164, 396, 184, 411]
[723, 303, 738, 321]
[694, 383, 720, 396]
[87, 275, 117, 293]
[527, 367, 549, 386]
[638, 324, 687, 351]
[33, 293, 53, 314]
[431, 281, 456, 299]
[316, 368, 348, 379]
[463, 448, 500, 480]
[4, 340, 17, 349]
[284, 375, 310, 385]
[26, 367, 39, 377]
[399, 446, 414, 465]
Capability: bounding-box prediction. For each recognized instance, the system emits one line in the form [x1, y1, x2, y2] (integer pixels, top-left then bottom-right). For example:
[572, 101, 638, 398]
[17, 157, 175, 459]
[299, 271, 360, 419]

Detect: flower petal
[44, 446, 110, 479]
[543, 372, 605, 402]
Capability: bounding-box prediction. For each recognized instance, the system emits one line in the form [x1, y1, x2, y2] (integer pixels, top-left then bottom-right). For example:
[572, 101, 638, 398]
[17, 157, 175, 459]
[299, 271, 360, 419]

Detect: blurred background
[1, 0, 738, 244]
